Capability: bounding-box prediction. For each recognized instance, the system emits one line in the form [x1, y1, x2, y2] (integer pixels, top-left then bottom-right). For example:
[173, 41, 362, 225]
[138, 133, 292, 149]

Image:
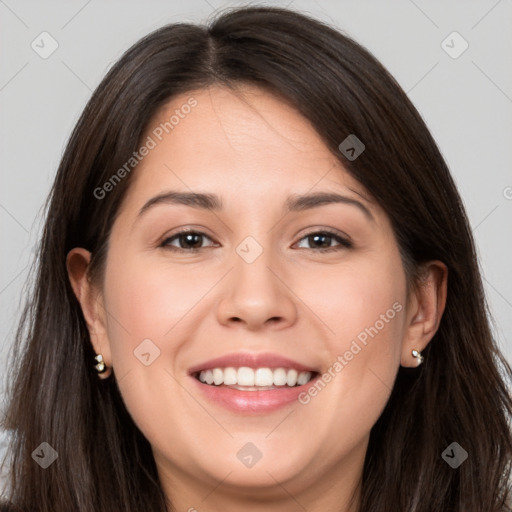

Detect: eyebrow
[136, 190, 374, 222]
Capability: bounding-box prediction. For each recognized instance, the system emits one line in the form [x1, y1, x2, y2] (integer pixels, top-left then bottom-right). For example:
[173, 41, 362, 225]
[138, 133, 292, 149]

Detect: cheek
[298, 300, 404, 465]
[99, 252, 203, 437]
[297, 252, 406, 425]
[103, 251, 211, 343]
[302, 252, 406, 350]
[98, 250, 201, 404]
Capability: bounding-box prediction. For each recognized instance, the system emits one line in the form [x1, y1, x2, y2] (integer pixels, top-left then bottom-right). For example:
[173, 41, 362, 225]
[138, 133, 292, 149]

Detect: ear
[401, 260, 448, 367]
[66, 248, 112, 378]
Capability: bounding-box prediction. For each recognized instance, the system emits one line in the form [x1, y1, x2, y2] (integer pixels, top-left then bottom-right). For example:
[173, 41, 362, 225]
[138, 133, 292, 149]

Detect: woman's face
[71, 84, 440, 508]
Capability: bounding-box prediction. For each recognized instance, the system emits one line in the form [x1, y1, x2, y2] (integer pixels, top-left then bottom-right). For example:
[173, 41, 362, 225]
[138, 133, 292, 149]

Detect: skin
[67, 84, 447, 511]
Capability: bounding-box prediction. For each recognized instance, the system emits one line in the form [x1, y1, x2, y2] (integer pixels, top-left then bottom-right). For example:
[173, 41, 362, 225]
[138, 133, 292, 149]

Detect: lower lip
[189, 373, 320, 414]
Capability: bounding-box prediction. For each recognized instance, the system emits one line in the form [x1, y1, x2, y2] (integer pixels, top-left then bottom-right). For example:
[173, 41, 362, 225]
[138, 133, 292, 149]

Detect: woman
[1, 5, 511, 511]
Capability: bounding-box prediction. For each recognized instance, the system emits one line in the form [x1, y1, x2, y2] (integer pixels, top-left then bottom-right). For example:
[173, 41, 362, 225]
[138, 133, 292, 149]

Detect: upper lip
[188, 352, 319, 375]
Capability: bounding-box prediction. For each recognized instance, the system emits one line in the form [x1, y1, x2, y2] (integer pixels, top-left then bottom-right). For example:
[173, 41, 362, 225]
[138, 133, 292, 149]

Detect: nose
[216, 245, 298, 331]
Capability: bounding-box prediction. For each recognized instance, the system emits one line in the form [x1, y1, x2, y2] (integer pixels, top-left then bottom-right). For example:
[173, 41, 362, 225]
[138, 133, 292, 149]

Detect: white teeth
[204, 369, 214, 385]
[197, 366, 314, 387]
[297, 371, 311, 386]
[212, 368, 224, 386]
[223, 367, 237, 385]
[237, 367, 254, 386]
[286, 369, 298, 386]
[273, 368, 287, 386]
[255, 368, 273, 386]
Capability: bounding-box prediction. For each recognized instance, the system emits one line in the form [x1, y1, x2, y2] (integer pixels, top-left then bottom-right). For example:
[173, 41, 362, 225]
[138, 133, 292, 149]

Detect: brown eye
[160, 228, 352, 253]
[295, 230, 352, 252]
[160, 230, 215, 251]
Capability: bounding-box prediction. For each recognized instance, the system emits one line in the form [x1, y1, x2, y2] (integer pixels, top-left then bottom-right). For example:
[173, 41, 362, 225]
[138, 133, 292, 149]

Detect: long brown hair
[1, 6, 511, 511]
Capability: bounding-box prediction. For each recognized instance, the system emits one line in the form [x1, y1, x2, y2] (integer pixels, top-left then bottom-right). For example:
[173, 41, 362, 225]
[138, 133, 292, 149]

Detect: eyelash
[159, 228, 353, 253]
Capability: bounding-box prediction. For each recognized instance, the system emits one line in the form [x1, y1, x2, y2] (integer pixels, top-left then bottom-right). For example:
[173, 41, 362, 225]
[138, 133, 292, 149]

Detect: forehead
[120, 84, 373, 214]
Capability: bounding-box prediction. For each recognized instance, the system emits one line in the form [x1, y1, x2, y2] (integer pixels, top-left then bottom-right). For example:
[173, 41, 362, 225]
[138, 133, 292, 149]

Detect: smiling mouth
[192, 366, 319, 390]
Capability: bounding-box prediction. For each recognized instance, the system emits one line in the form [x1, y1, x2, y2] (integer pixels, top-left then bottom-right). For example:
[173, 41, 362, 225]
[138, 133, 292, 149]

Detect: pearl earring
[94, 354, 111, 378]
[411, 349, 424, 366]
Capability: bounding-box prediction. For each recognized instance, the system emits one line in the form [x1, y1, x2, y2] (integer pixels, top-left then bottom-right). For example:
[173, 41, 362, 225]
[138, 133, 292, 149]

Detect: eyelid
[158, 227, 217, 251]
[159, 226, 353, 252]
[294, 226, 352, 246]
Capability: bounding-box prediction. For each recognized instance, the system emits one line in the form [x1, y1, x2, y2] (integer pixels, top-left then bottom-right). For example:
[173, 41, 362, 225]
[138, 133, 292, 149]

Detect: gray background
[1, 0, 511, 490]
